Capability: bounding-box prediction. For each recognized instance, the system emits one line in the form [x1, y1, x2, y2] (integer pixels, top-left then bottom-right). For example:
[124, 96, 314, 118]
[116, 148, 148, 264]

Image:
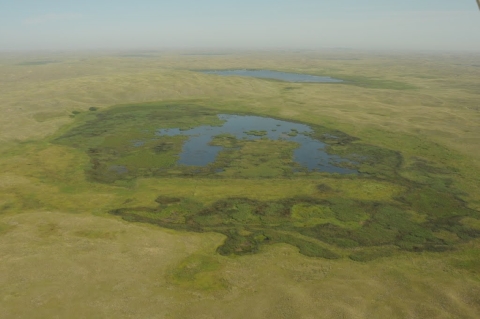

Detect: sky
[1, 0, 479, 52]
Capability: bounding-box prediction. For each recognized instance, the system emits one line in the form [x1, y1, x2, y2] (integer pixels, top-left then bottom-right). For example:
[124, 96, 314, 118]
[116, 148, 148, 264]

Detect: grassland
[0, 50, 480, 318]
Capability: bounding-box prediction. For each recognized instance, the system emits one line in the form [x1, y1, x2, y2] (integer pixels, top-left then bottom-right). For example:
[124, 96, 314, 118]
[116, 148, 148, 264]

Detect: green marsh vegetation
[1, 51, 480, 318]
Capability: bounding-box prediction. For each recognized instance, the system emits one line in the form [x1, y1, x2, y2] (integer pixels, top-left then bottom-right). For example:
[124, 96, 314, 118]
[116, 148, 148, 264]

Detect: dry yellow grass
[0, 211, 479, 319]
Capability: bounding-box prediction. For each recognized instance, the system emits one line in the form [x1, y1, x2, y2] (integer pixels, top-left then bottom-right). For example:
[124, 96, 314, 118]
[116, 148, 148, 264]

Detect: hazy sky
[1, 0, 479, 51]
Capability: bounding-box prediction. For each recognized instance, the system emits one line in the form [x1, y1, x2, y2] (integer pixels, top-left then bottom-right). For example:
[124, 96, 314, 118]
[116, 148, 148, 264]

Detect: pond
[201, 69, 343, 83]
[156, 114, 356, 174]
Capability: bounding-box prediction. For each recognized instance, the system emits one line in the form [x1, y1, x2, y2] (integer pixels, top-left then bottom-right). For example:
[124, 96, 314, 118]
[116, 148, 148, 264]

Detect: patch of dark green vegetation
[287, 129, 298, 137]
[109, 189, 480, 258]
[70, 110, 82, 118]
[244, 130, 268, 137]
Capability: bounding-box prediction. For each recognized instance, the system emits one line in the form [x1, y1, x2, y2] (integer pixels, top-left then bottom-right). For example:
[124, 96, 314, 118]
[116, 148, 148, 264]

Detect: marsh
[156, 114, 356, 173]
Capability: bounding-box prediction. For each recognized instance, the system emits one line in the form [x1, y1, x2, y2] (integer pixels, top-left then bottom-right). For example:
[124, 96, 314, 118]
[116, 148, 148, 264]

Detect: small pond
[201, 69, 343, 83]
[156, 114, 356, 174]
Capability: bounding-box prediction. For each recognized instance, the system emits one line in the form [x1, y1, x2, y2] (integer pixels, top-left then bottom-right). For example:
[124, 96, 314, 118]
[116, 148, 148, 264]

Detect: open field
[1, 50, 480, 318]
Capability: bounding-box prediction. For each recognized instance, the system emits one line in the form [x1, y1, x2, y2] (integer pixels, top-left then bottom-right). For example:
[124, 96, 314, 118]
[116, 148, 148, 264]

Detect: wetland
[156, 114, 356, 173]
[54, 101, 480, 260]
[55, 103, 363, 183]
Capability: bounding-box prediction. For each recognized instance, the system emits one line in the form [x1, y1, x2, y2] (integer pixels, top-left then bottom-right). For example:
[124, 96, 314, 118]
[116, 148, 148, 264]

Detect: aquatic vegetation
[244, 130, 268, 136]
[53, 102, 361, 183]
[110, 188, 480, 259]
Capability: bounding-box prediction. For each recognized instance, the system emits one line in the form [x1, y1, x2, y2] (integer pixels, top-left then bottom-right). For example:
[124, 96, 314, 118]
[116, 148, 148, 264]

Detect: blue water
[201, 70, 343, 83]
[156, 115, 356, 174]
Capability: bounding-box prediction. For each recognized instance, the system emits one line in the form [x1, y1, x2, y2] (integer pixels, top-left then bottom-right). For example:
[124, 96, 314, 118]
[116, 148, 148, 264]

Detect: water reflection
[156, 115, 356, 174]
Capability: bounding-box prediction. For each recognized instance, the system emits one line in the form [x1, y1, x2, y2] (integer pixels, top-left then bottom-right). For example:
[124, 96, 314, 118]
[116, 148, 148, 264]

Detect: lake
[201, 69, 343, 83]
